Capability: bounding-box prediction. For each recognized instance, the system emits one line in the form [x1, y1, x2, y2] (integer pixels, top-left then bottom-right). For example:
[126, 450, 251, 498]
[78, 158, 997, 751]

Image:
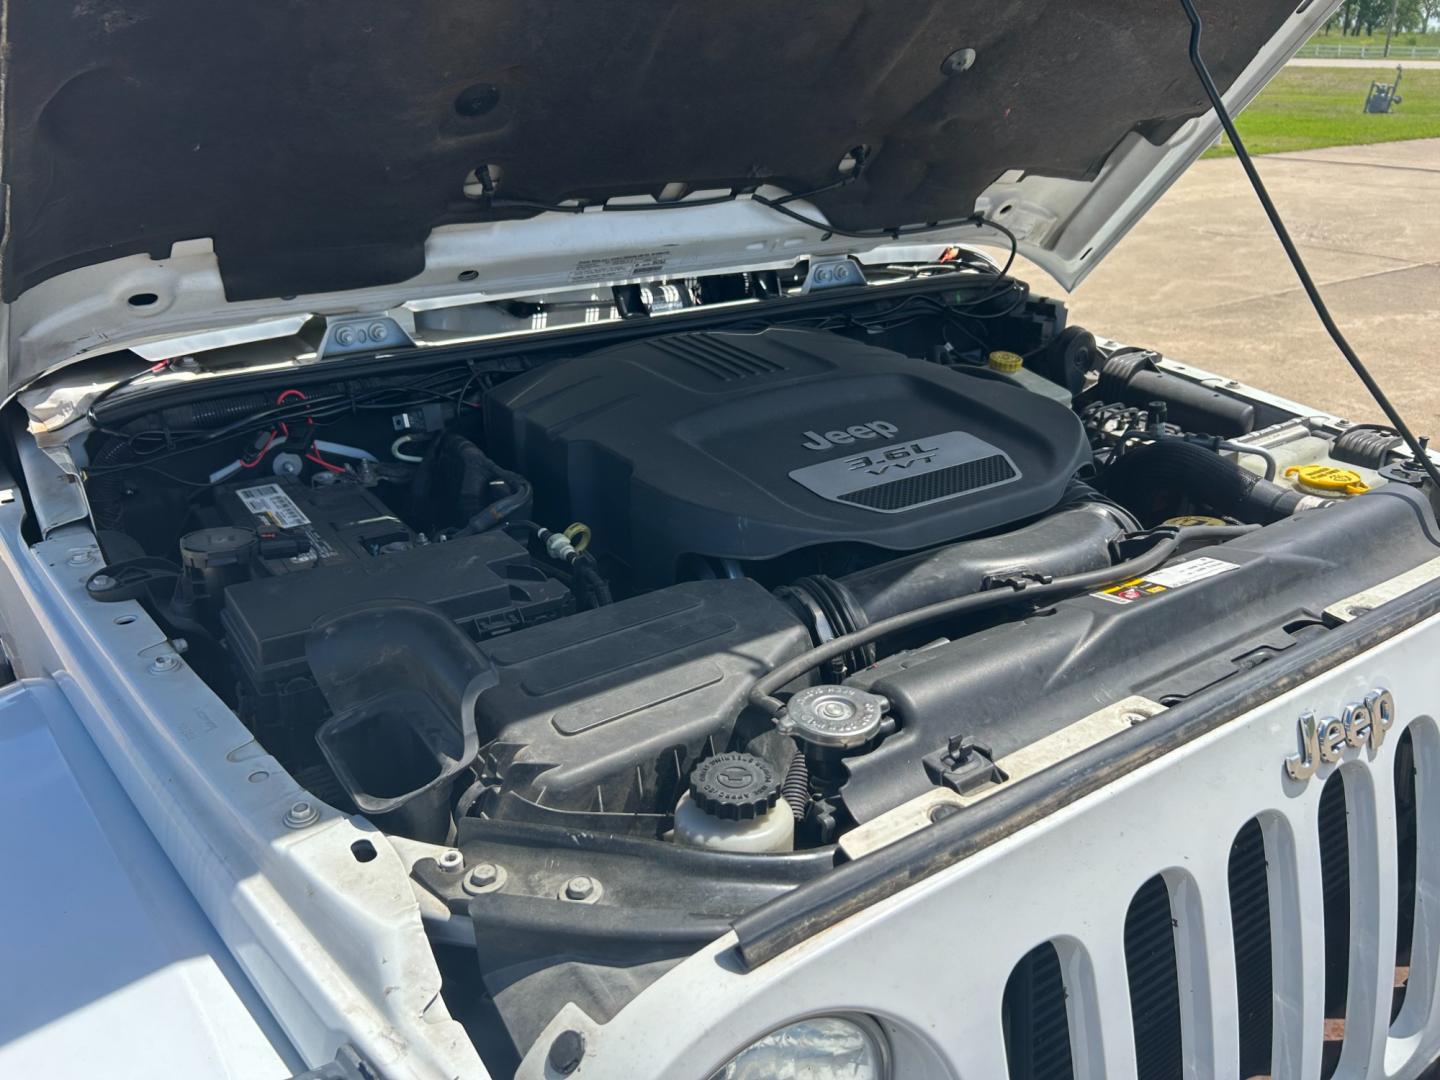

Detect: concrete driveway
[1018, 137, 1440, 433]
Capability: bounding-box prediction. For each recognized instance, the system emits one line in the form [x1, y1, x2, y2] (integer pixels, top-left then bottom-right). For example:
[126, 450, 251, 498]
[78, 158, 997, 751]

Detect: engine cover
[487, 328, 1090, 585]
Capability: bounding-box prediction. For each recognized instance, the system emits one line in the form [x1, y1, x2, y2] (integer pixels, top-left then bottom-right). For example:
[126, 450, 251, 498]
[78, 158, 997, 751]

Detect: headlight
[709, 1015, 889, 1080]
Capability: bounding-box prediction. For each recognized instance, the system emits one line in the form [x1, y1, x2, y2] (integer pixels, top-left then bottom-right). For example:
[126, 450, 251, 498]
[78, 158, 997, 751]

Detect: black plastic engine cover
[486, 328, 1090, 585]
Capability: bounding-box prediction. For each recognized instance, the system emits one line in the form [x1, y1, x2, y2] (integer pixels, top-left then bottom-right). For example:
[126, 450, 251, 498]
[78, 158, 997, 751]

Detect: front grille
[837, 454, 1016, 511]
[997, 726, 1425, 1080]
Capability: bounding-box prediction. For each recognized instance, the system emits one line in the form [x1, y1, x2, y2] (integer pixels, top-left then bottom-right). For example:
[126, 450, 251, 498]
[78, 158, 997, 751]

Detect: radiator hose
[1100, 438, 1328, 527]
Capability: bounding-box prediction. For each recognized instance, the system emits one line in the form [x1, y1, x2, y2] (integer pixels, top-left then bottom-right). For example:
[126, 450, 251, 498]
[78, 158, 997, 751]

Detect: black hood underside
[3, 0, 1295, 303]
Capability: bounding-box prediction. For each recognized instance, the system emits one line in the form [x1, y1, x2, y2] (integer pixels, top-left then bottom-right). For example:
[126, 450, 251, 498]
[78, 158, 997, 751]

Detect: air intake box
[486, 328, 1090, 585]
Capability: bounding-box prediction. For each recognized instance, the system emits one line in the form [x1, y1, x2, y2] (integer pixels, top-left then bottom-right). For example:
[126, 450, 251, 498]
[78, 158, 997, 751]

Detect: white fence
[1296, 42, 1440, 59]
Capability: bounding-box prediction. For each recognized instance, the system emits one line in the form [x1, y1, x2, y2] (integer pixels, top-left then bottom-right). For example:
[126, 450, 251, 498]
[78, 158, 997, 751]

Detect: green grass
[1201, 66, 1440, 157]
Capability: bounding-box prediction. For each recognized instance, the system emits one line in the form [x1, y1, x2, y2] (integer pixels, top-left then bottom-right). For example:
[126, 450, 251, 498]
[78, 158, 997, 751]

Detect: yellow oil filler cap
[1284, 464, 1370, 496]
[987, 350, 1024, 374]
[1163, 515, 1228, 527]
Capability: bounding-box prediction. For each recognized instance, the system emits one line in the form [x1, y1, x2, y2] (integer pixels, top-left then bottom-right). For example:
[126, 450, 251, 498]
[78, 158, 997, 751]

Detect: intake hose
[1099, 350, 1255, 436]
[751, 523, 1260, 717]
[1100, 438, 1328, 527]
[778, 494, 1136, 670]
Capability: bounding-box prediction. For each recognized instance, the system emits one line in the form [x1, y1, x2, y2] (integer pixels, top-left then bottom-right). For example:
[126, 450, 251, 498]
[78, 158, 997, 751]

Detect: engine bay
[67, 269, 1440, 1065]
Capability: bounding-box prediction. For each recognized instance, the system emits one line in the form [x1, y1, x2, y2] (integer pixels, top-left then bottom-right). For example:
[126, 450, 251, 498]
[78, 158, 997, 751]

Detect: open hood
[1, 0, 1336, 392]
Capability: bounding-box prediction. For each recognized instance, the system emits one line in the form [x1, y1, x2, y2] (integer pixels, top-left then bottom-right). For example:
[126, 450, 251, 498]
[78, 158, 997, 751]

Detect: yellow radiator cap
[987, 350, 1024, 373]
[1284, 464, 1369, 495]
[1163, 515, 1227, 527]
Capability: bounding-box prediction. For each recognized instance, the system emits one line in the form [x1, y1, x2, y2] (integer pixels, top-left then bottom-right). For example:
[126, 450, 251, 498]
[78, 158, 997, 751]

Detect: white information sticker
[1091, 555, 1238, 605]
[234, 483, 311, 529]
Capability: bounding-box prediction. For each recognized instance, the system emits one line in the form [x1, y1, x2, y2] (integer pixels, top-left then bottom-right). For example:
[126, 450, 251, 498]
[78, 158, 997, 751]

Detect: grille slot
[1126, 876, 1183, 1080]
[1229, 818, 1274, 1078]
[837, 454, 1017, 511]
[1394, 727, 1418, 1021]
[1003, 941, 1075, 1080]
[1319, 771, 1351, 1079]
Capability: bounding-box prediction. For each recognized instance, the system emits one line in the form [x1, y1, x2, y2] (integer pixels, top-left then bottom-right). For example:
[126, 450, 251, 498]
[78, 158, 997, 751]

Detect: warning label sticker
[568, 251, 671, 285]
[1091, 555, 1238, 605]
[235, 483, 311, 529]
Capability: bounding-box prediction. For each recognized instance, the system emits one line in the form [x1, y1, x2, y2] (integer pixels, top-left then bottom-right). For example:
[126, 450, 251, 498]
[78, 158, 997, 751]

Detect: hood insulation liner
[3, 0, 1294, 302]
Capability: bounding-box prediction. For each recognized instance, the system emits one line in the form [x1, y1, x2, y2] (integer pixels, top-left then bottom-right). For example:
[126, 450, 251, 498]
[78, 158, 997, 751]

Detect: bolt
[929, 802, 961, 824]
[547, 1030, 586, 1076]
[283, 800, 319, 828]
[176, 356, 200, 371]
[149, 652, 181, 674]
[1124, 711, 1149, 726]
[367, 323, 389, 342]
[171, 638, 189, 655]
[437, 849, 463, 872]
[67, 547, 97, 566]
[1225, 380, 1242, 389]
[462, 862, 506, 895]
[940, 47, 977, 76]
[87, 574, 116, 592]
[563, 875, 597, 901]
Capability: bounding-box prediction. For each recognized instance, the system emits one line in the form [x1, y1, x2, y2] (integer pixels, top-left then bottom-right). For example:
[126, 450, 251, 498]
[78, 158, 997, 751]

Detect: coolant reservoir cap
[778, 684, 888, 749]
[1284, 464, 1369, 495]
[987, 350, 1024, 374]
[689, 753, 781, 820]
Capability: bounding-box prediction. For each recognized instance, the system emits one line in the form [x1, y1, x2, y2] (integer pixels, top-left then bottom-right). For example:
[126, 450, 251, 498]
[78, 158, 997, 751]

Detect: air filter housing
[486, 328, 1090, 585]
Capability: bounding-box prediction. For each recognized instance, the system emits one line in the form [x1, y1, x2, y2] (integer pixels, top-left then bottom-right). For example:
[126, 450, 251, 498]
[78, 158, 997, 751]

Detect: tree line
[1322, 0, 1439, 35]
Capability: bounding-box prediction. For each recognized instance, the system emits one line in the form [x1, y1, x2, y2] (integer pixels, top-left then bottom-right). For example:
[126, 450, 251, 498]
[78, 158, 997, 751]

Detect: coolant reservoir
[673, 753, 794, 853]
[987, 350, 1073, 407]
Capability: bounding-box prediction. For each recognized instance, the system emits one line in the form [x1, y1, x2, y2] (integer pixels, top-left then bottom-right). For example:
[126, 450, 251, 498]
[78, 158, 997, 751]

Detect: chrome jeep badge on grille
[1285, 688, 1395, 781]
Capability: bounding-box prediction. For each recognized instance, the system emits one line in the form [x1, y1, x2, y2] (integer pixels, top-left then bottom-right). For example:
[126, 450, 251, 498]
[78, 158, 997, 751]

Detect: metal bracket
[799, 255, 867, 293]
[313, 314, 415, 360]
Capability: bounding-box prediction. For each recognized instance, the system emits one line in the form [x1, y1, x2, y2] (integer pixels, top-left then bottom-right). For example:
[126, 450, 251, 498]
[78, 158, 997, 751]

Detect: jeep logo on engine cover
[1285, 688, 1395, 781]
[800, 421, 898, 451]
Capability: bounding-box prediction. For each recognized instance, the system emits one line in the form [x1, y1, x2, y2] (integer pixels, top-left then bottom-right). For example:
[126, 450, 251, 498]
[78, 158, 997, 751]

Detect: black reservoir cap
[689, 752, 782, 820]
